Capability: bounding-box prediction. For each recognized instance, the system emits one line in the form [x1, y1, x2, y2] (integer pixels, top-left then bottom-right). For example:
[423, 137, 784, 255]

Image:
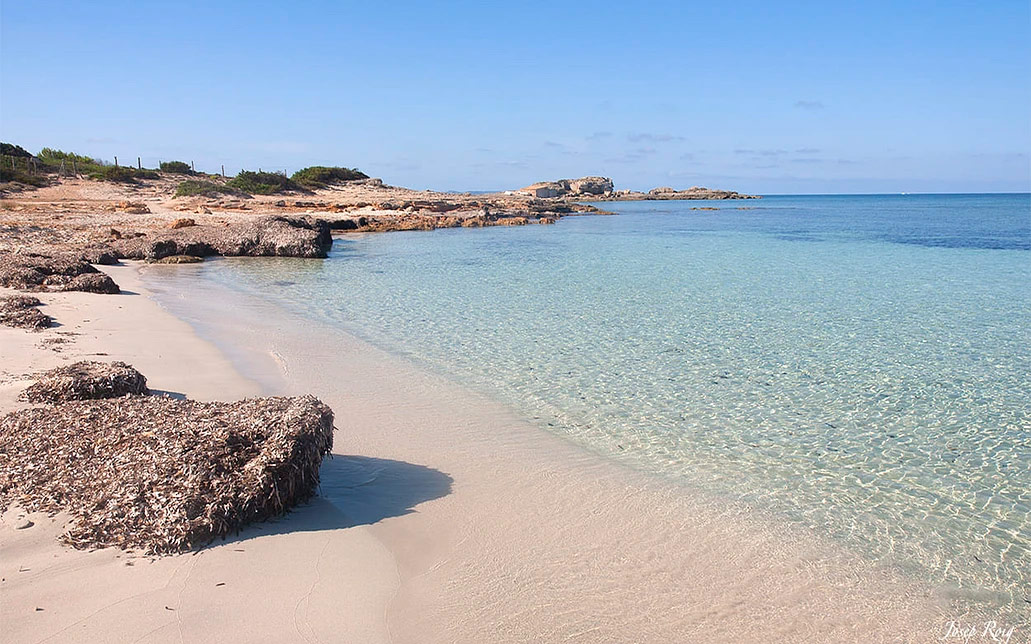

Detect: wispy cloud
[627, 133, 684, 143]
[587, 131, 613, 141]
[735, 149, 787, 156]
[795, 147, 821, 154]
[604, 147, 657, 164]
[794, 100, 825, 110]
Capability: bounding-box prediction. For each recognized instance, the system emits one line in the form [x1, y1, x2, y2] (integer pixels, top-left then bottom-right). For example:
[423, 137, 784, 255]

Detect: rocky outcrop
[0, 294, 51, 330]
[114, 216, 333, 261]
[609, 186, 760, 201]
[169, 218, 196, 229]
[111, 201, 151, 214]
[519, 176, 615, 199]
[0, 394, 334, 553]
[0, 251, 121, 293]
[568, 176, 614, 195]
[22, 360, 148, 403]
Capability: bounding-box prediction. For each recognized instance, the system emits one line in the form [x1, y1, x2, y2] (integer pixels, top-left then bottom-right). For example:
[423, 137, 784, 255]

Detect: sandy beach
[1, 260, 966, 642]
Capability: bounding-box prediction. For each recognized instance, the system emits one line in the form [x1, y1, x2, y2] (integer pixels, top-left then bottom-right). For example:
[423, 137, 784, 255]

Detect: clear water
[205, 194, 1031, 611]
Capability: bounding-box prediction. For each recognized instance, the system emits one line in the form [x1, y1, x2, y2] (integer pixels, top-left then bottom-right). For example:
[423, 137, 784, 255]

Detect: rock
[0, 395, 334, 553]
[15, 519, 34, 530]
[0, 251, 120, 293]
[0, 295, 51, 330]
[538, 217, 557, 225]
[114, 201, 150, 214]
[109, 228, 123, 240]
[0, 306, 51, 330]
[151, 255, 203, 264]
[649, 186, 675, 195]
[113, 216, 333, 261]
[568, 176, 614, 195]
[22, 361, 149, 404]
[49, 273, 120, 294]
[169, 218, 196, 229]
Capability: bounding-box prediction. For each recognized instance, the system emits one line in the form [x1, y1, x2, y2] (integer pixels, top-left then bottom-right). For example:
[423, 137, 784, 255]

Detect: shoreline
[0, 265, 399, 643]
[142, 260, 968, 641]
[0, 258, 999, 642]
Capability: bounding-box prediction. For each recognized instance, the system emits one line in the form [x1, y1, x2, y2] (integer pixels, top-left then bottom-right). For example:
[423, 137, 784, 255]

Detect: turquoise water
[207, 194, 1030, 612]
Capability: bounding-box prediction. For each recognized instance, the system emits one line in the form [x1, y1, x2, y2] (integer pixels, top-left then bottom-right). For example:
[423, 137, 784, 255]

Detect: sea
[202, 193, 1030, 615]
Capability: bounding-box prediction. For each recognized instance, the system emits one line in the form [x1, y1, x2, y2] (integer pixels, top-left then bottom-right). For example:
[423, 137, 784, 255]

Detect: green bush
[88, 165, 157, 183]
[0, 143, 32, 157]
[0, 167, 49, 186]
[227, 170, 299, 195]
[174, 180, 240, 198]
[290, 165, 368, 188]
[37, 148, 106, 174]
[159, 160, 194, 174]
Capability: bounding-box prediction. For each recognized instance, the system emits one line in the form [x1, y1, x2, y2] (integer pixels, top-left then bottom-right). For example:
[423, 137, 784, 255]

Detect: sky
[1, 1, 1029, 194]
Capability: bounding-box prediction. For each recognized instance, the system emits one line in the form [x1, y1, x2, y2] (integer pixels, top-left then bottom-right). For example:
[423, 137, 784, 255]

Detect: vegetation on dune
[174, 180, 242, 198]
[227, 170, 301, 195]
[290, 165, 368, 188]
[0, 167, 49, 187]
[1, 143, 373, 196]
[0, 143, 32, 158]
[159, 160, 194, 174]
[88, 165, 158, 183]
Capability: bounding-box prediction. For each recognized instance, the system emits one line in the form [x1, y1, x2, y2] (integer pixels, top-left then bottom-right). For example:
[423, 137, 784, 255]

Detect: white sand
[1, 265, 396, 643]
[0, 262, 963, 642]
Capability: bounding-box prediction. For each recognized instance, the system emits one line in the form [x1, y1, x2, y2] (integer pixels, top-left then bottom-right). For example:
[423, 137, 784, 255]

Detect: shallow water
[205, 194, 1031, 614]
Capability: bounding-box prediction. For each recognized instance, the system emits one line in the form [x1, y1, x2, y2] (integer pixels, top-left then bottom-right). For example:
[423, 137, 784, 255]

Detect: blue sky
[2, 1, 1028, 193]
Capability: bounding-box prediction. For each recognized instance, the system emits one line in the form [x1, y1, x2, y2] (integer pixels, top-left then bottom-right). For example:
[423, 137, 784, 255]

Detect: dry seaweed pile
[21, 360, 148, 403]
[0, 395, 334, 553]
[0, 294, 51, 330]
[0, 250, 120, 293]
[112, 216, 332, 261]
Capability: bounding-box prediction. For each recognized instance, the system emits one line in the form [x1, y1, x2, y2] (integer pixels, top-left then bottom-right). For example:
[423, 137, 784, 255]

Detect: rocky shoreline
[0, 173, 757, 298]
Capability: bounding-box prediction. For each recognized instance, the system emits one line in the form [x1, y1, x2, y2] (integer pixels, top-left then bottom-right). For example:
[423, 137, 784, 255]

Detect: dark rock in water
[22, 360, 149, 403]
[0, 394, 335, 553]
[114, 216, 333, 260]
[0, 294, 51, 330]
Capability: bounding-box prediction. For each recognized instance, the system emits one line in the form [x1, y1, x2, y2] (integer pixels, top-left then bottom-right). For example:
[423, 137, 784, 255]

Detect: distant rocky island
[512, 176, 759, 201]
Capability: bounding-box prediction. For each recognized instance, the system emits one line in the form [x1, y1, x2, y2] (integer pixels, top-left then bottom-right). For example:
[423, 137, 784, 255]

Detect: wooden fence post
[191, 160, 195, 171]
[221, 165, 225, 177]
[114, 156, 119, 167]
[138, 157, 141, 169]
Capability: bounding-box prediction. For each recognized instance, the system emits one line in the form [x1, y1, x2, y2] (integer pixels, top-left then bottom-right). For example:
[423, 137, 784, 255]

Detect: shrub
[37, 148, 106, 174]
[0, 143, 32, 157]
[159, 161, 194, 174]
[174, 180, 240, 198]
[38, 148, 102, 166]
[290, 166, 368, 188]
[0, 167, 49, 187]
[88, 165, 157, 183]
[227, 170, 300, 195]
